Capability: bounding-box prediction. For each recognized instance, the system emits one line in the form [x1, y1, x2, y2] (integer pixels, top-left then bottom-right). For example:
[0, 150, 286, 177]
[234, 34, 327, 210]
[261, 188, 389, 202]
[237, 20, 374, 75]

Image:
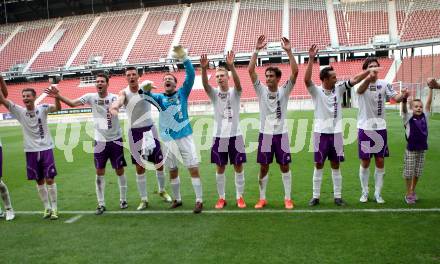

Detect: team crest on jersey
[218, 93, 228, 100]
[26, 112, 36, 118]
[377, 85, 382, 90]
[268, 94, 277, 100]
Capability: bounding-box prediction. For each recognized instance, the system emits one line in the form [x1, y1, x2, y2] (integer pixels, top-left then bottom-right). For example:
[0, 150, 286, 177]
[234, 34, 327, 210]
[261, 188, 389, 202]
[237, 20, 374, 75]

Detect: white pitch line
[64, 214, 83, 223]
[15, 208, 440, 215]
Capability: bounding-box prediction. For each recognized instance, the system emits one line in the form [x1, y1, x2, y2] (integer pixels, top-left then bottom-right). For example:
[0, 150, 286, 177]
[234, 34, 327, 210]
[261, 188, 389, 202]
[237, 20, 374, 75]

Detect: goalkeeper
[140, 46, 203, 214]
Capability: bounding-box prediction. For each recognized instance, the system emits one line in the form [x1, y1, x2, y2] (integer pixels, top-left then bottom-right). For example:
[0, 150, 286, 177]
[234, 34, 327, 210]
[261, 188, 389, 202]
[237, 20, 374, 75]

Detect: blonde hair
[215, 67, 229, 75]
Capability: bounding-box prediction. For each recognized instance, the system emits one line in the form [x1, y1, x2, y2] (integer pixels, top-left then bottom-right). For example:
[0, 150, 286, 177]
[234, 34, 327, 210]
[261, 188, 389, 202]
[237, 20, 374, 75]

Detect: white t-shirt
[207, 87, 242, 138]
[308, 81, 352, 134]
[80, 93, 122, 142]
[253, 79, 294, 135]
[8, 103, 54, 152]
[123, 87, 153, 129]
[357, 79, 397, 130]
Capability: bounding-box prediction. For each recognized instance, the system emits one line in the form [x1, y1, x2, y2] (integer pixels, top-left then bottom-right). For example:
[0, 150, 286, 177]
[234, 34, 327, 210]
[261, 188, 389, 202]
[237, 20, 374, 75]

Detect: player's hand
[172, 45, 188, 61]
[109, 108, 119, 117]
[200, 54, 209, 69]
[308, 44, 318, 58]
[427, 78, 439, 89]
[256, 35, 267, 51]
[140, 80, 155, 92]
[281, 37, 292, 52]
[225, 51, 235, 66]
[401, 88, 409, 99]
[45, 85, 59, 98]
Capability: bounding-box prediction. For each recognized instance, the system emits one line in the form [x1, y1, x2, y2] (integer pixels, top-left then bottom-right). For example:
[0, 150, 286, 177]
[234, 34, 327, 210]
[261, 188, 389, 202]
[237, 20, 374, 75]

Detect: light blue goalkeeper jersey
[142, 59, 195, 141]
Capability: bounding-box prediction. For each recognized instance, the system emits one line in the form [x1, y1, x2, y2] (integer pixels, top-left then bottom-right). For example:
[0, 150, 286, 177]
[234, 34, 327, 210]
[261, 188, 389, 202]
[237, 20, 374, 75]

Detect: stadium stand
[333, 0, 389, 47]
[395, 54, 440, 84]
[127, 5, 183, 64]
[0, 20, 56, 72]
[30, 16, 95, 72]
[179, 1, 233, 57]
[232, 0, 283, 53]
[290, 0, 330, 52]
[396, 0, 440, 42]
[71, 10, 142, 67]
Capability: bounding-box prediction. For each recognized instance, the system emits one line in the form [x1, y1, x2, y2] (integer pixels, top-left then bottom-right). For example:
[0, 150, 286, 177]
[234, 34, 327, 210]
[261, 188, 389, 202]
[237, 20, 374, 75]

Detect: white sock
[282, 171, 292, 200]
[216, 173, 225, 199]
[312, 168, 323, 199]
[235, 171, 245, 199]
[170, 176, 181, 201]
[191, 177, 203, 203]
[156, 170, 166, 192]
[37, 184, 50, 210]
[359, 165, 370, 194]
[332, 169, 342, 199]
[374, 167, 385, 196]
[0, 180, 12, 209]
[259, 175, 268, 200]
[95, 175, 105, 206]
[136, 173, 147, 201]
[118, 174, 127, 202]
[47, 183, 58, 211]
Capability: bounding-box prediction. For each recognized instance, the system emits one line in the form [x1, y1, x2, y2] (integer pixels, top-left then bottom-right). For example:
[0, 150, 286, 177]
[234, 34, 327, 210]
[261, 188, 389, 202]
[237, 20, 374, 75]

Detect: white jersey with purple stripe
[79, 93, 122, 142]
[8, 103, 54, 152]
[123, 86, 153, 129]
[253, 79, 294, 135]
[308, 81, 352, 134]
[357, 79, 397, 130]
[207, 87, 242, 138]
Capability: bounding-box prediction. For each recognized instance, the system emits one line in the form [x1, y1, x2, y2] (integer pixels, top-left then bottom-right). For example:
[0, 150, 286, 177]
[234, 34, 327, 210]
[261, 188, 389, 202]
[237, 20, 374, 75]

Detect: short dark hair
[362, 57, 380, 70]
[265, 67, 282, 78]
[163, 73, 177, 84]
[319, 66, 335, 81]
[125, 66, 137, 72]
[22, 88, 36, 97]
[95, 72, 109, 83]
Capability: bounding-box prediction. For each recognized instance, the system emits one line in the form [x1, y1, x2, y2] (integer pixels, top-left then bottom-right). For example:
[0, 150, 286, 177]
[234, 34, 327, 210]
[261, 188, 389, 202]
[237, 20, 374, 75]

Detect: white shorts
[163, 135, 199, 170]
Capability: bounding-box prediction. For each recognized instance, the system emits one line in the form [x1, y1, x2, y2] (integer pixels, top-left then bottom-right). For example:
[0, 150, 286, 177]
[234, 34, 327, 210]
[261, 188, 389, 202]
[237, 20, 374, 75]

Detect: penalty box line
[15, 208, 440, 215]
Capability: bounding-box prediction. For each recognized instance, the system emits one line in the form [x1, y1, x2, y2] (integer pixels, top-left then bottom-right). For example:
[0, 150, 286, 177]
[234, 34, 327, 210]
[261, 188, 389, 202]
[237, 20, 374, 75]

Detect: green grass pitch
[1, 109, 439, 263]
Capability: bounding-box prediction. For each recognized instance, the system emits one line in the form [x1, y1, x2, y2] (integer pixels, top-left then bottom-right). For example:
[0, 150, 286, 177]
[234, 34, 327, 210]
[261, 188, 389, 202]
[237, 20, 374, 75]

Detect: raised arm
[200, 54, 213, 94]
[46, 86, 83, 107]
[281, 37, 298, 84]
[401, 89, 409, 114]
[357, 71, 376, 94]
[226, 51, 242, 92]
[304, 45, 318, 88]
[181, 58, 195, 97]
[425, 78, 439, 112]
[0, 76, 8, 98]
[248, 35, 266, 84]
[110, 90, 126, 116]
[349, 68, 375, 86]
[0, 82, 11, 109]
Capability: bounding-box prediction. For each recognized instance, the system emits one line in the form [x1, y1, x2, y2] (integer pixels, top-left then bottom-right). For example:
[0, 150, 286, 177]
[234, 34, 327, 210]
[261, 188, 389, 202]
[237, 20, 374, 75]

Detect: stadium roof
[0, 0, 213, 24]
